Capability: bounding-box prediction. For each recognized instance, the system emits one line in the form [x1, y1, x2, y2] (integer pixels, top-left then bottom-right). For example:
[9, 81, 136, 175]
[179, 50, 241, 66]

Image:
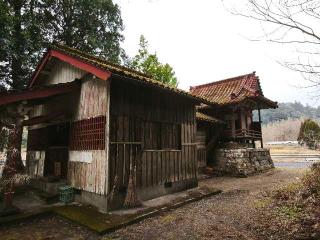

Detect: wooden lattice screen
[69, 115, 106, 150]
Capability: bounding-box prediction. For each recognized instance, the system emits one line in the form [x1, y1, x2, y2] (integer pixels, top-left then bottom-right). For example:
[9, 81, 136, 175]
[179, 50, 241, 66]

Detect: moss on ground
[52, 205, 136, 234]
[52, 187, 221, 234]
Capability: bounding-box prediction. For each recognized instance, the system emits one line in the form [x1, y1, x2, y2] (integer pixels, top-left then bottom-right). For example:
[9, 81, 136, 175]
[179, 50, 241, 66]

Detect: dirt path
[200, 168, 305, 193]
[0, 168, 306, 240]
[105, 168, 305, 240]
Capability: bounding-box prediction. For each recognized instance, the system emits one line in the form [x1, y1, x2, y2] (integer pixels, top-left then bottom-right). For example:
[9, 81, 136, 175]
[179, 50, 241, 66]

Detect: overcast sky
[115, 0, 319, 107]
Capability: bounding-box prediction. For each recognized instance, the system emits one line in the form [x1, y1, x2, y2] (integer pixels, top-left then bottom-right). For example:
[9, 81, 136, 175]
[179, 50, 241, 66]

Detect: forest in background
[258, 102, 320, 142]
[255, 102, 320, 124]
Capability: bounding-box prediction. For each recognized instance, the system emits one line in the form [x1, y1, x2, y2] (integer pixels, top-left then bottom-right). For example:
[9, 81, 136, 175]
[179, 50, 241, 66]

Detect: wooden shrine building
[0, 44, 215, 211]
[0, 44, 279, 209]
[190, 72, 278, 169]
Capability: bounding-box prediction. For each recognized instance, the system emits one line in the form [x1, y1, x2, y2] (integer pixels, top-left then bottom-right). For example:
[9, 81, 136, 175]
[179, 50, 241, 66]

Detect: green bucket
[58, 186, 74, 204]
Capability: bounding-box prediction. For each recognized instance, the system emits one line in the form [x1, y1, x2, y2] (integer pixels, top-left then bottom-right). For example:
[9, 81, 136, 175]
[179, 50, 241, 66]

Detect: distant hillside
[254, 102, 320, 124]
[262, 118, 302, 142]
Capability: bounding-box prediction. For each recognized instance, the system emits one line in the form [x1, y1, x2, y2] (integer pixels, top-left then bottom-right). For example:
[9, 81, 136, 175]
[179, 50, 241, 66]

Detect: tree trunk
[2, 122, 24, 178]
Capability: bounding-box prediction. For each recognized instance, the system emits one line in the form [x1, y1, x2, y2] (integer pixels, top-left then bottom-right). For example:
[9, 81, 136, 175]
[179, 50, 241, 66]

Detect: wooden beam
[28, 52, 51, 88]
[50, 50, 111, 81]
[23, 112, 67, 126]
[0, 80, 80, 106]
[28, 49, 112, 88]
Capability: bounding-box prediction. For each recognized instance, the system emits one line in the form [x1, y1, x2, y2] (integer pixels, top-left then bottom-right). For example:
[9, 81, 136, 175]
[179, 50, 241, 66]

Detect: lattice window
[69, 116, 106, 150]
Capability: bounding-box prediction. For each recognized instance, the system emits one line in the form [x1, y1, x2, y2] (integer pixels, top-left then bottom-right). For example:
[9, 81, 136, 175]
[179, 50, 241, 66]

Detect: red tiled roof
[189, 72, 277, 108]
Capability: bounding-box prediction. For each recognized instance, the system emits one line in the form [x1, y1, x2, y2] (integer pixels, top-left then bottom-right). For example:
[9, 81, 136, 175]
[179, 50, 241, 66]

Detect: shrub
[301, 163, 320, 202]
[271, 182, 302, 201]
[298, 119, 320, 149]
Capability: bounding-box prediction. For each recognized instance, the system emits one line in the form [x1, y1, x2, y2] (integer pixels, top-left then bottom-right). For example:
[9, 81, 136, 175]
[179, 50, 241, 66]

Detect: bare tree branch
[223, 0, 320, 91]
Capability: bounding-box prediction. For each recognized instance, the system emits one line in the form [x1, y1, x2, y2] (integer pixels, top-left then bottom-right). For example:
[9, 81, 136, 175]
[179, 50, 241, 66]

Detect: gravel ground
[0, 168, 305, 240]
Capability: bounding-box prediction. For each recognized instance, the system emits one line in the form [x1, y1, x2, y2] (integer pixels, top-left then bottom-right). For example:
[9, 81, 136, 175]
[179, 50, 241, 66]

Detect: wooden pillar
[240, 109, 246, 130]
[258, 108, 263, 148]
[231, 112, 236, 138]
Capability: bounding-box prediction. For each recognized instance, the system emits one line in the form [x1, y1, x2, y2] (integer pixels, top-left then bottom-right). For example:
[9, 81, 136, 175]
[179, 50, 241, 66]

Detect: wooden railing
[223, 121, 262, 139]
[223, 128, 262, 139]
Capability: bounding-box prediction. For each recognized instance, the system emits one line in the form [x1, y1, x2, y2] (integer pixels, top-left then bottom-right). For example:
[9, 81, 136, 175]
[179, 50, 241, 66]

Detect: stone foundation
[215, 148, 274, 176]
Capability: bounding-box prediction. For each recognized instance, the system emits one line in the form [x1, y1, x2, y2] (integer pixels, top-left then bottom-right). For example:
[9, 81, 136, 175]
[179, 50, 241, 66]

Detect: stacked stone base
[215, 148, 274, 176]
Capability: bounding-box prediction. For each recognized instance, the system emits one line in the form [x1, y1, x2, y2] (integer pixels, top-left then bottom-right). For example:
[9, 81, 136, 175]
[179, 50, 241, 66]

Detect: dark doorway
[44, 122, 69, 178]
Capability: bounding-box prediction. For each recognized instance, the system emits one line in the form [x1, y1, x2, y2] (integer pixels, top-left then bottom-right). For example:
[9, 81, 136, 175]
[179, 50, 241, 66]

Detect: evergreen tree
[298, 119, 320, 149]
[0, 0, 125, 179]
[130, 35, 178, 87]
[0, 0, 124, 91]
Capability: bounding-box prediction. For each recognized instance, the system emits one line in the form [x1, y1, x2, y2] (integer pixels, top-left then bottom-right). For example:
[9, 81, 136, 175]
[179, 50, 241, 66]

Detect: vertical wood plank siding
[196, 130, 207, 168]
[68, 78, 110, 195]
[43, 60, 86, 85]
[27, 61, 86, 176]
[109, 78, 197, 192]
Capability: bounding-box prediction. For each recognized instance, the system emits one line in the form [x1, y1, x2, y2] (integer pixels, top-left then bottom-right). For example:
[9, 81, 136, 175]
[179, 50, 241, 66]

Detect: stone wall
[215, 148, 274, 176]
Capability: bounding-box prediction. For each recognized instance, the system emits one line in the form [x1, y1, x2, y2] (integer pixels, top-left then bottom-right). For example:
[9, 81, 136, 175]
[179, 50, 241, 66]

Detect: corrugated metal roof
[190, 72, 277, 108]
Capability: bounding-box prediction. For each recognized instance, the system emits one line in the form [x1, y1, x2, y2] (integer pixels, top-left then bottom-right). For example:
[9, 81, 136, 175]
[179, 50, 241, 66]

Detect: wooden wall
[196, 130, 207, 169]
[27, 58, 110, 195]
[42, 60, 86, 86]
[68, 78, 110, 195]
[28, 59, 85, 128]
[27, 60, 85, 177]
[108, 78, 197, 194]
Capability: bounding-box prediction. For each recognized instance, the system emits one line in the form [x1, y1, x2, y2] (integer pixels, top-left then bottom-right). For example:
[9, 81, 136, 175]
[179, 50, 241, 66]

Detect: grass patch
[253, 198, 272, 209]
[275, 205, 302, 220]
[160, 214, 176, 223]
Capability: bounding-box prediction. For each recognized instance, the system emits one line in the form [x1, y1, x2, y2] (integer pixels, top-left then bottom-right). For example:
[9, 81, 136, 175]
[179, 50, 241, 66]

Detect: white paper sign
[69, 151, 93, 163]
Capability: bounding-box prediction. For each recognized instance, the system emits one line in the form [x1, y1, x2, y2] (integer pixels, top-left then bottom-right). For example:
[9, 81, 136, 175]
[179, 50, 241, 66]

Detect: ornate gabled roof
[29, 44, 217, 106]
[189, 72, 277, 109]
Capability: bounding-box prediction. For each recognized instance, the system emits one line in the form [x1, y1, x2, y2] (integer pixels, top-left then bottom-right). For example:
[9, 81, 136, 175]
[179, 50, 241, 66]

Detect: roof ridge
[51, 43, 153, 79]
[46, 43, 218, 106]
[50, 44, 177, 90]
[189, 72, 256, 91]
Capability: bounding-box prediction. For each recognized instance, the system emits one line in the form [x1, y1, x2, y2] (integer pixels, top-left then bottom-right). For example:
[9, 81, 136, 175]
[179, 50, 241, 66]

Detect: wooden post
[231, 112, 236, 138]
[240, 109, 246, 130]
[258, 108, 263, 148]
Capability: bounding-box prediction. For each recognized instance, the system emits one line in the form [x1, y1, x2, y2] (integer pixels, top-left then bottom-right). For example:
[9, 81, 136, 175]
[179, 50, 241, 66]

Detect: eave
[0, 80, 81, 106]
[28, 44, 217, 106]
